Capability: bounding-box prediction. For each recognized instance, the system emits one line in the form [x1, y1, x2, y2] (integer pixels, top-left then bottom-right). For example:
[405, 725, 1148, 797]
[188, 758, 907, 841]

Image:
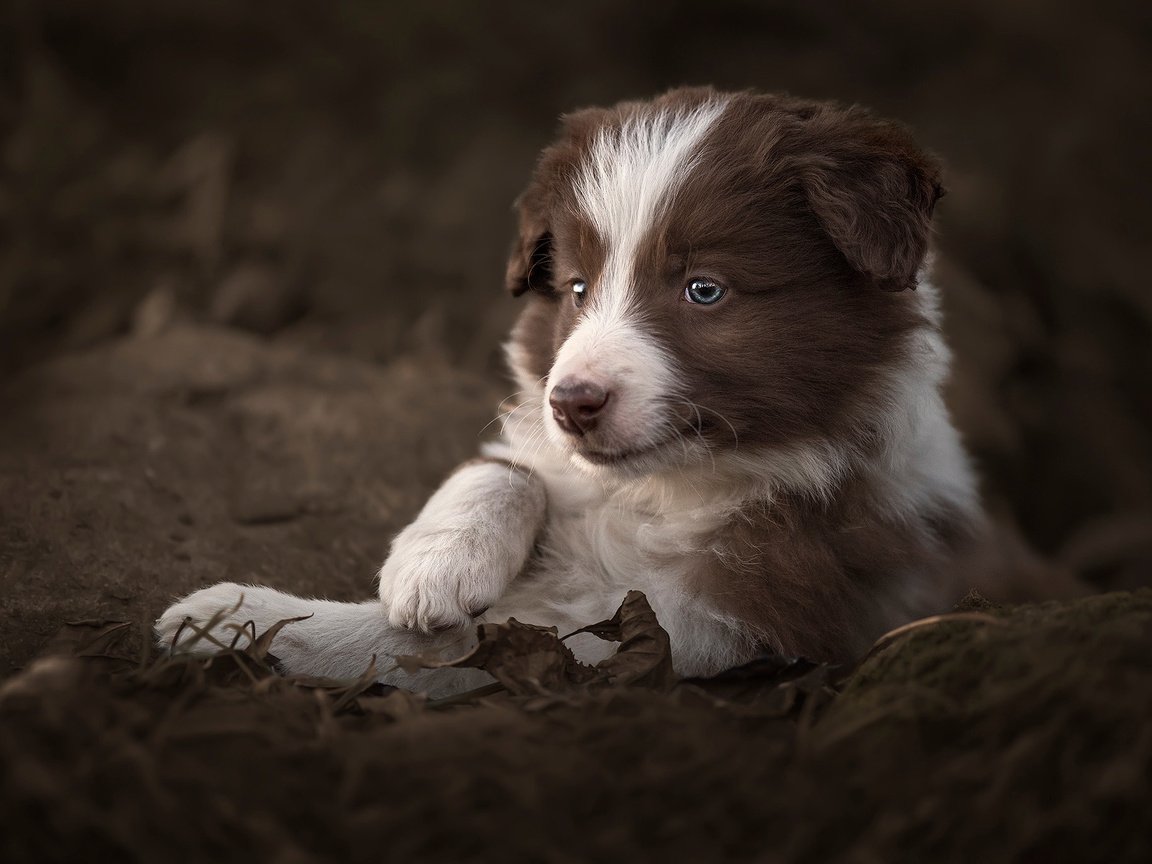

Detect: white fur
[155, 583, 490, 698]
[574, 97, 728, 325]
[544, 99, 728, 461]
[546, 318, 679, 463]
[377, 460, 547, 632]
[474, 408, 760, 677]
[867, 278, 979, 522]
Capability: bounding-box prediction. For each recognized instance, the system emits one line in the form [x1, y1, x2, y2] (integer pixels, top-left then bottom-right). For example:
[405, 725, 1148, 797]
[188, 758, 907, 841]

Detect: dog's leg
[377, 459, 547, 632]
[155, 459, 546, 697]
[155, 584, 491, 697]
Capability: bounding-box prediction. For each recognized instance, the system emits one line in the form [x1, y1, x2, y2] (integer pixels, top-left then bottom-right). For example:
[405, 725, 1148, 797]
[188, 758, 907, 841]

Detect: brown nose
[549, 380, 610, 436]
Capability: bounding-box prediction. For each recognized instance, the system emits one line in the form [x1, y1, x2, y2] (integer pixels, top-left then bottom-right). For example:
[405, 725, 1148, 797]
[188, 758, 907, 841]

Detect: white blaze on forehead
[545, 99, 729, 456]
[574, 98, 729, 321]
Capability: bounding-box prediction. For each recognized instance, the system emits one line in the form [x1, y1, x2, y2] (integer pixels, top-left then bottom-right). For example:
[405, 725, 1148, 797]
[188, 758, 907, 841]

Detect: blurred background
[2, 0, 1150, 588]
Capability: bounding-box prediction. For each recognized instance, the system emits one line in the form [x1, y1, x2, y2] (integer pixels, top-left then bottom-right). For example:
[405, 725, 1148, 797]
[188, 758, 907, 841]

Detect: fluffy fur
[157, 88, 986, 697]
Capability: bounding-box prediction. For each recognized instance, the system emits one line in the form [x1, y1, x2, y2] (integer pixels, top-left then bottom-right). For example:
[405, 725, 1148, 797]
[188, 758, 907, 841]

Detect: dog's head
[504, 88, 944, 480]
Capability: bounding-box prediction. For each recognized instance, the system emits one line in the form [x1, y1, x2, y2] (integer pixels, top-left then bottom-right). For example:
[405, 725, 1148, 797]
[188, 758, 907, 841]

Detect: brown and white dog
[157, 88, 985, 695]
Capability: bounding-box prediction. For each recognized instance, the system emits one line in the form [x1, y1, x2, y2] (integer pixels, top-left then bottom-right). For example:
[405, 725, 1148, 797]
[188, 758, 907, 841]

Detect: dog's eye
[572, 280, 587, 307]
[685, 278, 726, 305]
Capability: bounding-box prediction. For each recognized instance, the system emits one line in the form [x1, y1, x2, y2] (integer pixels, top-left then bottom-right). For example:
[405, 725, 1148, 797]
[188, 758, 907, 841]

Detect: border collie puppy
[157, 88, 984, 695]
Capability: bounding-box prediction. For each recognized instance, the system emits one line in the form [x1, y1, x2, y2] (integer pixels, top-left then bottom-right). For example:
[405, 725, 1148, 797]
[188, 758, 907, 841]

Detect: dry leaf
[578, 590, 676, 690]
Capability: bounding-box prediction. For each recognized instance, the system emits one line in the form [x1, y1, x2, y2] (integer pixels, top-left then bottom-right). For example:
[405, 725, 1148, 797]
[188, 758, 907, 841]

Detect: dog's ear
[792, 109, 944, 292]
[505, 188, 553, 297]
[506, 107, 612, 297]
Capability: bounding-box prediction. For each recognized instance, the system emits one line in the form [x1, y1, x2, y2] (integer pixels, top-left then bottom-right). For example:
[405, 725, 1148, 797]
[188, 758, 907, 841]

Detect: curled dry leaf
[569, 590, 676, 690]
[397, 618, 599, 696]
[397, 591, 676, 697]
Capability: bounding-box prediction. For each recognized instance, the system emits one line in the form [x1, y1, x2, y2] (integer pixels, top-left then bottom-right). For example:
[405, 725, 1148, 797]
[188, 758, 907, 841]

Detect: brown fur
[508, 88, 940, 455]
[685, 481, 982, 664]
[505, 88, 981, 663]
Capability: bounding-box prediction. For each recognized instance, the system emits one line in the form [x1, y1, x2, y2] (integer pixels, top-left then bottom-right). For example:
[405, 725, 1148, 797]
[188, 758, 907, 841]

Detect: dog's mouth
[567, 417, 723, 468]
[576, 443, 665, 465]
[547, 400, 725, 471]
[572, 427, 712, 467]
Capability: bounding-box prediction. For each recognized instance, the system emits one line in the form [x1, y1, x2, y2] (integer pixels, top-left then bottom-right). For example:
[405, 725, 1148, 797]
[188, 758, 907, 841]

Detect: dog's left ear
[794, 110, 944, 292]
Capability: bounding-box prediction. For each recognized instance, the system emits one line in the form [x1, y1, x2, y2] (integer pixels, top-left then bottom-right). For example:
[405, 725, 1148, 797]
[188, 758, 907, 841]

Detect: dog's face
[505, 88, 943, 477]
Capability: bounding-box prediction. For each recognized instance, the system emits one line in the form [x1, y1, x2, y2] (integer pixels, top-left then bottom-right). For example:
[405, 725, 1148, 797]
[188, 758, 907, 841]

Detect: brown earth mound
[0, 325, 500, 677]
[3, 590, 1149, 863]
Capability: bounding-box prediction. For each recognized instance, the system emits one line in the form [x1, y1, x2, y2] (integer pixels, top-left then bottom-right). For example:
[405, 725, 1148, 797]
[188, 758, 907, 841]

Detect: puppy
[157, 88, 985, 696]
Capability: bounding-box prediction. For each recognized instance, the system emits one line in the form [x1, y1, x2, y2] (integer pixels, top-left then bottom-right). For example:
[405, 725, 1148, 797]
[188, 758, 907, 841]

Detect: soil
[2, 591, 1149, 863]
[0, 326, 501, 676]
[1, 1, 1151, 861]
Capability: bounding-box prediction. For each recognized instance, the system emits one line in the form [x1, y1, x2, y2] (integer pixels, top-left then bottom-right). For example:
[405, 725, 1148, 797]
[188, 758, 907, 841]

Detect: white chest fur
[482, 432, 757, 675]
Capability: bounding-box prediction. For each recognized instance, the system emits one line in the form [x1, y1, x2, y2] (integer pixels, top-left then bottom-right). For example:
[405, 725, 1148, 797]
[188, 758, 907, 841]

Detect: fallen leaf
[575, 590, 676, 690]
[443, 618, 599, 696]
[397, 592, 676, 696]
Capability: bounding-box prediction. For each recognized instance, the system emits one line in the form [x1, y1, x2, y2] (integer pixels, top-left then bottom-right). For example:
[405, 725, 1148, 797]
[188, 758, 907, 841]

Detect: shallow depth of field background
[2, 0, 1150, 584]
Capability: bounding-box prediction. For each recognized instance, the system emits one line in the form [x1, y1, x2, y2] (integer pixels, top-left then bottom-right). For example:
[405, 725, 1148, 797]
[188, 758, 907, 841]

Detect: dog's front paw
[155, 582, 262, 653]
[378, 527, 514, 633]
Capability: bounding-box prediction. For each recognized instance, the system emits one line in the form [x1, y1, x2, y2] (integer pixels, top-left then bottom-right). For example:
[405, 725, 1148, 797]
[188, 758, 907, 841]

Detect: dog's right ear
[505, 106, 611, 297]
[505, 188, 553, 297]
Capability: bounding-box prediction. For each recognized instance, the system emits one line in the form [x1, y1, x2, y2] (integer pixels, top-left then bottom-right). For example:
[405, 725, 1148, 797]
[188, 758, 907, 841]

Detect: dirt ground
[3, 590, 1149, 862]
[1, 1, 1151, 861]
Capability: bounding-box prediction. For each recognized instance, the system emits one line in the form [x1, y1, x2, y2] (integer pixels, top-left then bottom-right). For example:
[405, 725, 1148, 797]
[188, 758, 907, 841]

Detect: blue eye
[685, 278, 726, 305]
[572, 280, 587, 307]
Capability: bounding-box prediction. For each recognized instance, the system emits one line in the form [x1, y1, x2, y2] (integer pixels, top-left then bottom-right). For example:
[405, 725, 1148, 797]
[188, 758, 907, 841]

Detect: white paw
[155, 582, 262, 653]
[378, 525, 518, 633]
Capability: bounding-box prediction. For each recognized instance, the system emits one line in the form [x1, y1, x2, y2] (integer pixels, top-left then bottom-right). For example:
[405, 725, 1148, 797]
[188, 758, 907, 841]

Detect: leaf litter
[2, 590, 1151, 863]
